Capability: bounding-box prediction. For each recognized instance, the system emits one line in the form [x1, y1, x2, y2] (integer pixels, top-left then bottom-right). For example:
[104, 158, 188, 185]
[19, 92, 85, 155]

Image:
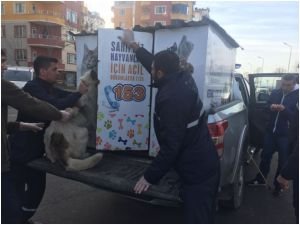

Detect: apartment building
[1, 1, 104, 88]
[112, 1, 195, 29]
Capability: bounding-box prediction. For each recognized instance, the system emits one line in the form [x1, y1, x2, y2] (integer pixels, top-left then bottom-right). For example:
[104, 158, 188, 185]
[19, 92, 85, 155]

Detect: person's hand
[118, 29, 140, 51]
[134, 176, 151, 194]
[276, 104, 285, 112]
[78, 80, 88, 95]
[276, 175, 289, 190]
[270, 104, 278, 111]
[60, 110, 71, 122]
[19, 122, 44, 132]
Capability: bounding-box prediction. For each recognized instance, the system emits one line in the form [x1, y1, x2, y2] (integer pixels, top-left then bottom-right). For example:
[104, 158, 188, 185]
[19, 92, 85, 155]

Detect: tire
[219, 163, 244, 209]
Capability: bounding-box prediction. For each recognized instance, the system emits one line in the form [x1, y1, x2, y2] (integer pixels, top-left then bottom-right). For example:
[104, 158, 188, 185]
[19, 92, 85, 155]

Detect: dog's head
[80, 70, 100, 88]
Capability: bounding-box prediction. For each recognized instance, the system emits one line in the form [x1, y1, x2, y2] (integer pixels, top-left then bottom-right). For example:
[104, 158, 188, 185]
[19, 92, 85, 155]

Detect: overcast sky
[85, 0, 299, 73]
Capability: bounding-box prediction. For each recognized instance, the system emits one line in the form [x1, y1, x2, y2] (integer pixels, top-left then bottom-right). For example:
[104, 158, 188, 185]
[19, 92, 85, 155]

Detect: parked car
[3, 66, 34, 88]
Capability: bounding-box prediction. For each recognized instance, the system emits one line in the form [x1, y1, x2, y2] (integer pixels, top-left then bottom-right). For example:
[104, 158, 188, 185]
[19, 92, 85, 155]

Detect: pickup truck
[28, 73, 250, 209]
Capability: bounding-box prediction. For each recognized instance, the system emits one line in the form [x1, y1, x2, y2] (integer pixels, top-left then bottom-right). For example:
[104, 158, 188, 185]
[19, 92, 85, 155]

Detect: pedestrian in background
[277, 102, 299, 223]
[247, 74, 299, 196]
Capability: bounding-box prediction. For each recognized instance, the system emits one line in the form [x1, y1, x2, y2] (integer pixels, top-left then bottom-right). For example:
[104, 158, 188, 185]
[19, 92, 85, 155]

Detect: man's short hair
[153, 50, 180, 75]
[282, 74, 296, 82]
[33, 56, 58, 77]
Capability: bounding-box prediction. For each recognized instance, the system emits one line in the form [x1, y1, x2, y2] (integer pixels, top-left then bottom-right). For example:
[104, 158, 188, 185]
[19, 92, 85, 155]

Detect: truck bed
[28, 153, 182, 205]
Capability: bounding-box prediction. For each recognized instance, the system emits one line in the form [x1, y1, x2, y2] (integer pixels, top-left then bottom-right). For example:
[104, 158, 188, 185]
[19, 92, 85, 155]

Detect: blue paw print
[109, 130, 117, 140]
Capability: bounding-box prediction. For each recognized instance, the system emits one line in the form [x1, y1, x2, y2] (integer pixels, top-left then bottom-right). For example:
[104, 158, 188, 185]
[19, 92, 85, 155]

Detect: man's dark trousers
[181, 170, 220, 224]
[256, 132, 289, 188]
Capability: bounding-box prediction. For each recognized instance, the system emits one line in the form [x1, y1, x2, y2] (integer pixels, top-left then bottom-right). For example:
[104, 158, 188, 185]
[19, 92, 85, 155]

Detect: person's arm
[6, 121, 20, 134]
[2, 79, 62, 121]
[23, 81, 82, 110]
[119, 30, 154, 74]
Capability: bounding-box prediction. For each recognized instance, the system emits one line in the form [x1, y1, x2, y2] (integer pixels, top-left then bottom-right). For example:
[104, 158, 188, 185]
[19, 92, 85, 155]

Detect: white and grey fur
[44, 70, 102, 171]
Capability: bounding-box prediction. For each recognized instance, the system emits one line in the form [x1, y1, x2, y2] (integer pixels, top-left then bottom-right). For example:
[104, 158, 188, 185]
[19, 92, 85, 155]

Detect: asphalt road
[7, 107, 296, 224]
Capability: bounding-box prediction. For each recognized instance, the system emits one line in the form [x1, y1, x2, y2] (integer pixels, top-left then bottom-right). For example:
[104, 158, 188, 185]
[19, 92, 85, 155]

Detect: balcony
[27, 34, 64, 49]
[2, 10, 65, 26]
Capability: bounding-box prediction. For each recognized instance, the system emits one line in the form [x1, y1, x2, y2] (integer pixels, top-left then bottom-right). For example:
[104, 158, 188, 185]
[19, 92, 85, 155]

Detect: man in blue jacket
[9, 56, 88, 223]
[248, 74, 299, 196]
[120, 32, 220, 223]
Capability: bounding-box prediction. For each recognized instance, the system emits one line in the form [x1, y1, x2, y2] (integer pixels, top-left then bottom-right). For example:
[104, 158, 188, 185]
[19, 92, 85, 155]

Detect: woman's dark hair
[33, 56, 58, 76]
[153, 50, 180, 74]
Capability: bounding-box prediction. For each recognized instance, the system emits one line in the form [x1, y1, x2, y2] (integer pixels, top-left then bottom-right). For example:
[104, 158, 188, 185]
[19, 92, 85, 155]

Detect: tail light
[207, 120, 228, 157]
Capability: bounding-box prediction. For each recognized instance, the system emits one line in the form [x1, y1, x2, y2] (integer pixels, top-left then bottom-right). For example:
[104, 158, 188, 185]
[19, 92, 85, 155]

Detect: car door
[248, 73, 298, 150]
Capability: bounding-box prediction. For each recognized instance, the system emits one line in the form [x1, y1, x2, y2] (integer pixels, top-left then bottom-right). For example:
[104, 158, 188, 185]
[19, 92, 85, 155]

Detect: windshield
[3, 70, 32, 82]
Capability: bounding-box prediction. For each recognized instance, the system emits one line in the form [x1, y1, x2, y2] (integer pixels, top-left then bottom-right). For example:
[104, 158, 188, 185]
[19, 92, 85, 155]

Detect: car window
[3, 70, 32, 82]
[254, 76, 281, 103]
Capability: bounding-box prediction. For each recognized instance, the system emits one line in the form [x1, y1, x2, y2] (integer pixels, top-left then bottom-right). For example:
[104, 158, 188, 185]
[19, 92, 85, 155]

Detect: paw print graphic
[127, 129, 135, 139]
[96, 136, 102, 145]
[109, 130, 117, 140]
[97, 127, 102, 133]
[104, 120, 112, 130]
[97, 112, 105, 121]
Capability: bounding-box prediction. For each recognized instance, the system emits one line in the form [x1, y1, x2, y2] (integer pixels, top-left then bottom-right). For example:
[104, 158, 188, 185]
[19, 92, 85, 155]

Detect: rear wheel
[220, 163, 244, 209]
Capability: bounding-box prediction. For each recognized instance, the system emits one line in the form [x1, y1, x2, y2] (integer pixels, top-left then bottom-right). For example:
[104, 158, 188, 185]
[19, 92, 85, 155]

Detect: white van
[3, 66, 34, 88]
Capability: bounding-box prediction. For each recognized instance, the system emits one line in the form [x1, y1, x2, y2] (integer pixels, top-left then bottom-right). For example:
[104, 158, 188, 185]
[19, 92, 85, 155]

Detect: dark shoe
[272, 188, 283, 197]
[246, 178, 265, 186]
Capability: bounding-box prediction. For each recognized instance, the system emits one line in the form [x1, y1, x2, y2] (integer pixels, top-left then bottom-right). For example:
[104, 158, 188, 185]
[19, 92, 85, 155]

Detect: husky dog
[44, 70, 102, 171]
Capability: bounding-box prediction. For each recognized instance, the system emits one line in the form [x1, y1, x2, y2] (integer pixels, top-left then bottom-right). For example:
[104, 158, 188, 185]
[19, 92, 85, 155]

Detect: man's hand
[271, 104, 285, 112]
[78, 80, 88, 95]
[134, 176, 151, 194]
[277, 175, 289, 190]
[19, 122, 45, 132]
[118, 29, 140, 51]
[60, 110, 71, 122]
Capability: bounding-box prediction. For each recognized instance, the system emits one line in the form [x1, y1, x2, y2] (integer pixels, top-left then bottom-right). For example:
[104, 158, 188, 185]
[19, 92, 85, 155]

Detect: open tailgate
[27, 153, 181, 204]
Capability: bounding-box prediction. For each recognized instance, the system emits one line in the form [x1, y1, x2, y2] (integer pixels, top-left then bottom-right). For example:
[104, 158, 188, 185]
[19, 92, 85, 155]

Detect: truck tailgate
[28, 153, 181, 203]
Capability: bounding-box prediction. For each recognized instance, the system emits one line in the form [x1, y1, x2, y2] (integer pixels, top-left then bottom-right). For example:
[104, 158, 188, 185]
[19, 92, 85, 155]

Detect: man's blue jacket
[266, 85, 299, 136]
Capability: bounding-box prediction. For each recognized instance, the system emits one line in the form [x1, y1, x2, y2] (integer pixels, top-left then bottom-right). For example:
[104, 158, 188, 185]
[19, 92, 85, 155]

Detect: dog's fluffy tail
[66, 153, 103, 171]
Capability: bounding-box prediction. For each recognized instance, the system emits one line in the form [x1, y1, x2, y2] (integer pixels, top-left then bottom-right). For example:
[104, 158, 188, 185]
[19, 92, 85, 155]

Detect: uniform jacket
[1, 79, 61, 172]
[135, 47, 220, 185]
[266, 86, 299, 136]
[9, 78, 82, 163]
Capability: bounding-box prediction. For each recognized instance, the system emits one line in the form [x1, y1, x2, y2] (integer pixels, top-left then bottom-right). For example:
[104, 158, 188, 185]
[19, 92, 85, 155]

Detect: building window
[1, 3, 5, 14]
[67, 53, 76, 64]
[172, 4, 188, 15]
[31, 27, 37, 38]
[15, 49, 27, 61]
[120, 9, 125, 16]
[1, 25, 6, 38]
[15, 2, 25, 14]
[154, 5, 166, 15]
[154, 21, 166, 26]
[14, 25, 27, 38]
[66, 9, 77, 24]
